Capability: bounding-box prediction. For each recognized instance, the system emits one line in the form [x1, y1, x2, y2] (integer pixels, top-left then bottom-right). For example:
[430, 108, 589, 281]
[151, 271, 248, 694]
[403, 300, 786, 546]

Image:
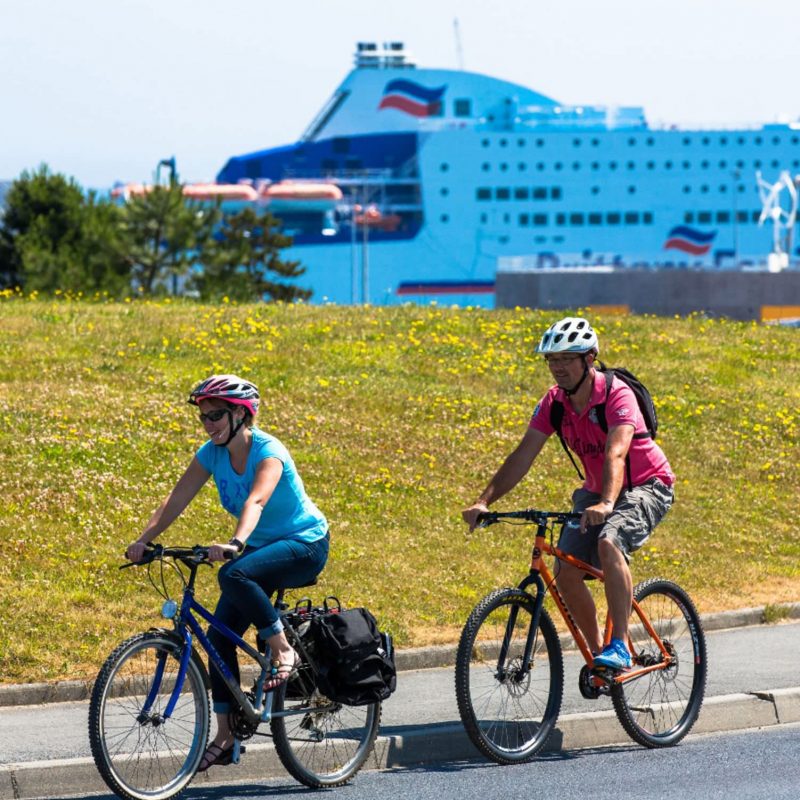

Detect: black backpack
[310, 606, 397, 706]
[550, 362, 658, 491]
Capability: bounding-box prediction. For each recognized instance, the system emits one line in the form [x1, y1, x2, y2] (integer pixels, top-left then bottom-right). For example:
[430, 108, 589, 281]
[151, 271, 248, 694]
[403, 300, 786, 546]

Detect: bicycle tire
[611, 578, 707, 748]
[88, 630, 210, 800]
[270, 669, 381, 788]
[455, 587, 564, 764]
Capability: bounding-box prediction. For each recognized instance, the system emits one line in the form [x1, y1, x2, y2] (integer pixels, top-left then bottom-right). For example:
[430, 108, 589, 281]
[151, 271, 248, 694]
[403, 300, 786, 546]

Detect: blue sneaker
[593, 638, 632, 670]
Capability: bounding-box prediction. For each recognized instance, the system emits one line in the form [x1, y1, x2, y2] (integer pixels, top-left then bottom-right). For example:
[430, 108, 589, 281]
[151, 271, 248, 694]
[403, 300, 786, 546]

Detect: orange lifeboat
[260, 181, 343, 211]
[182, 184, 258, 202]
[110, 183, 150, 200]
[354, 207, 402, 232]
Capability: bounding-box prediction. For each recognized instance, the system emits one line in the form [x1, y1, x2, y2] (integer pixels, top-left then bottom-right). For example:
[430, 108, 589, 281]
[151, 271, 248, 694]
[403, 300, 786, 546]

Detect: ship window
[752, 211, 761, 222]
[646, 161, 655, 169]
[624, 212, 639, 224]
[496, 188, 511, 200]
[753, 159, 762, 167]
[572, 162, 581, 170]
[588, 212, 602, 225]
[519, 213, 530, 226]
[482, 162, 491, 171]
[772, 136, 780, 145]
[698, 212, 712, 223]
[440, 163, 449, 172]
[482, 138, 490, 147]
[441, 214, 449, 222]
[345, 157, 363, 170]
[571, 138, 581, 148]
[553, 235, 565, 243]
[771, 159, 780, 168]
[736, 211, 747, 223]
[684, 212, 694, 223]
[720, 137, 728, 145]
[518, 139, 526, 147]
[665, 161, 673, 169]
[321, 158, 337, 172]
[646, 137, 655, 146]
[518, 162, 527, 172]
[737, 136, 746, 145]
[626, 161, 635, 170]
[794, 160, 800, 168]
[719, 160, 727, 169]
[643, 212, 653, 224]
[754, 136, 763, 145]
[440, 187, 449, 196]
[534, 235, 546, 243]
[536, 139, 545, 147]
[701, 160, 709, 169]
[480, 213, 488, 223]
[702, 137, 710, 145]
[500, 138, 508, 147]
[738, 185, 746, 193]
[792, 136, 799, 145]
[515, 187, 530, 200]
[719, 185, 728, 193]
[735, 159, 744, 168]
[591, 186, 600, 195]
[717, 211, 730, 223]
[555, 162, 563, 171]
[555, 213, 566, 226]
[533, 214, 547, 226]
[455, 98, 472, 117]
[536, 162, 545, 171]
[682, 161, 691, 169]
[682, 137, 692, 146]
[701, 185, 709, 193]
[503, 213, 510, 223]
[628, 186, 636, 194]
[627, 138, 636, 146]
[500, 163, 509, 171]
[591, 162, 600, 170]
[683, 186, 691, 194]
[606, 212, 621, 225]
[591, 138, 600, 146]
[551, 187, 562, 199]
[476, 188, 491, 200]
[609, 161, 618, 170]
[332, 137, 350, 154]
[533, 187, 547, 199]
[570, 213, 585, 225]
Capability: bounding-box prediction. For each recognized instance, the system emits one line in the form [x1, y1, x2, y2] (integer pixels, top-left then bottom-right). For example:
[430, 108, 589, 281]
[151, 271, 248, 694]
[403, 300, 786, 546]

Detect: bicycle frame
[139, 558, 317, 728]
[495, 512, 674, 687]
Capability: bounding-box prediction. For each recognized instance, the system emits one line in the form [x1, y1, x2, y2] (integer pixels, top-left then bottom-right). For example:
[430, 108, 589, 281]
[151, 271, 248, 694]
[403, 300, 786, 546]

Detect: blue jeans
[207, 534, 329, 712]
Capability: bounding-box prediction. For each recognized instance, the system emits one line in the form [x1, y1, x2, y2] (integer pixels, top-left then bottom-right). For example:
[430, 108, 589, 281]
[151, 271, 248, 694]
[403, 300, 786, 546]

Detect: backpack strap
[550, 399, 585, 481]
[596, 368, 633, 492]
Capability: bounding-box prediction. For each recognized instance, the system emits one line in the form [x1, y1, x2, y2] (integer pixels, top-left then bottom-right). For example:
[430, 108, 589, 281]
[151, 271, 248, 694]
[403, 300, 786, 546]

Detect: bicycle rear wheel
[455, 587, 564, 764]
[88, 630, 210, 800]
[271, 671, 381, 788]
[612, 578, 707, 748]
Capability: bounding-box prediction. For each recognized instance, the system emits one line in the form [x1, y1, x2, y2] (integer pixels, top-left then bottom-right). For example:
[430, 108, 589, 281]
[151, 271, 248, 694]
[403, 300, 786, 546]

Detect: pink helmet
[188, 374, 260, 416]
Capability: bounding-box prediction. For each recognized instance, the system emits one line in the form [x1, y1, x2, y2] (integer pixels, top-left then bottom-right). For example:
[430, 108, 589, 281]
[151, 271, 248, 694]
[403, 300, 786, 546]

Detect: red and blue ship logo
[663, 225, 717, 256]
[378, 79, 447, 117]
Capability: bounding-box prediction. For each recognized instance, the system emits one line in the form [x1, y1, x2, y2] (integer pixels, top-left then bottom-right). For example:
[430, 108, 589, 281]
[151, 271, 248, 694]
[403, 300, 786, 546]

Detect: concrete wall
[494, 268, 800, 321]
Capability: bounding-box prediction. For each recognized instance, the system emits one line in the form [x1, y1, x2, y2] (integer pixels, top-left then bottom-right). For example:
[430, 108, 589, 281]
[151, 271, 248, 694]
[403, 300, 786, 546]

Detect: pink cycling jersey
[529, 371, 675, 494]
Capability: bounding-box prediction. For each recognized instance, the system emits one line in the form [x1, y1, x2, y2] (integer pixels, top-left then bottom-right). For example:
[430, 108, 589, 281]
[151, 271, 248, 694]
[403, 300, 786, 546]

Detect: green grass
[0, 291, 798, 683]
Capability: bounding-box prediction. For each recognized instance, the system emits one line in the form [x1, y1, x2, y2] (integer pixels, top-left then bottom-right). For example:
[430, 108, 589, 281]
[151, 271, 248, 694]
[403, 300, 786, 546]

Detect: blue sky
[2, 0, 797, 189]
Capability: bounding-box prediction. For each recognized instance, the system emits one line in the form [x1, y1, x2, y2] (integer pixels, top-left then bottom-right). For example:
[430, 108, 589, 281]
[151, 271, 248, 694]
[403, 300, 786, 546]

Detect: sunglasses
[198, 408, 229, 423]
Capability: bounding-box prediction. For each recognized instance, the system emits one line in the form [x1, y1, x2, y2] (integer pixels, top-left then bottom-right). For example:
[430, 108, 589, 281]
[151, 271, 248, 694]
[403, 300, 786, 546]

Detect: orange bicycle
[455, 509, 707, 764]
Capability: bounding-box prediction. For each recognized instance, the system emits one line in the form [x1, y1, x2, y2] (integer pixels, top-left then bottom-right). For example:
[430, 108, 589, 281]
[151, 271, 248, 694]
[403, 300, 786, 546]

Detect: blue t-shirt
[196, 428, 327, 547]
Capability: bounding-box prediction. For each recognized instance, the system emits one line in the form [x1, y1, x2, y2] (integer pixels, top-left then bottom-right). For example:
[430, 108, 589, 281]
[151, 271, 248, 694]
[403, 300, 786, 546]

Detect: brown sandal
[264, 649, 300, 691]
[197, 742, 235, 773]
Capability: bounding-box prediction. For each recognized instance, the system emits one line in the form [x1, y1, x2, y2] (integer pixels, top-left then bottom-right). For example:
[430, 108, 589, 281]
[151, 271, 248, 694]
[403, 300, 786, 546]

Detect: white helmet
[535, 317, 599, 354]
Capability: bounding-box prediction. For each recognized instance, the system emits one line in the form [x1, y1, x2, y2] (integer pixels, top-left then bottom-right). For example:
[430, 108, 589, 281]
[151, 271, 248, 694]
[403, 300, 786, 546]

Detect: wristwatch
[227, 537, 244, 552]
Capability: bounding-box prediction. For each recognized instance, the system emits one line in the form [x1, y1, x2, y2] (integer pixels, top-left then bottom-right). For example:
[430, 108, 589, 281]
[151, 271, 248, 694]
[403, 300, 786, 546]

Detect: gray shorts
[557, 477, 674, 572]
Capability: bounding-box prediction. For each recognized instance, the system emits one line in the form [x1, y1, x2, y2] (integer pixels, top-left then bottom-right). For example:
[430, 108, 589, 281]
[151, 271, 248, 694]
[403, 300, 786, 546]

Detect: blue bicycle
[88, 544, 381, 800]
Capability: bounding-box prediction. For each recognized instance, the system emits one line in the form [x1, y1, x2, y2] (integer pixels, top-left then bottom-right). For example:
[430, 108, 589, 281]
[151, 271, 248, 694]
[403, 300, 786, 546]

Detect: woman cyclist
[125, 374, 329, 772]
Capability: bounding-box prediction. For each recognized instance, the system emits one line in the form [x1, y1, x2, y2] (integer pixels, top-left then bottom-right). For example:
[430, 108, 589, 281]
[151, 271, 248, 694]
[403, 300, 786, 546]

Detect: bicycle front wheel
[88, 630, 210, 800]
[271, 677, 381, 788]
[612, 578, 707, 748]
[455, 588, 564, 764]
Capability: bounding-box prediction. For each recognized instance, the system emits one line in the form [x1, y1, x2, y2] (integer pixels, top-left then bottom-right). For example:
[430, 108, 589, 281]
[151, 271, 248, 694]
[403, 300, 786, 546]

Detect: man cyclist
[462, 316, 675, 670]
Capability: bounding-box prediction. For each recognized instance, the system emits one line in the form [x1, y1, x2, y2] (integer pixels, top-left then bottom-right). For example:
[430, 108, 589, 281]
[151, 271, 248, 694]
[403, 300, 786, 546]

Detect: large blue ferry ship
[215, 42, 800, 306]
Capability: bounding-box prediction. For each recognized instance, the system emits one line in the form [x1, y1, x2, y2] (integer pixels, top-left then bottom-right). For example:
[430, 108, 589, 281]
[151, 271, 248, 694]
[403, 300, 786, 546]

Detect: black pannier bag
[310, 606, 397, 705]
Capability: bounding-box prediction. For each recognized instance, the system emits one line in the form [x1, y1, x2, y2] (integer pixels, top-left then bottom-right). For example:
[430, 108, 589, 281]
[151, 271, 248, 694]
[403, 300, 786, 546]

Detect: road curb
[2, 688, 798, 800]
[2, 604, 798, 709]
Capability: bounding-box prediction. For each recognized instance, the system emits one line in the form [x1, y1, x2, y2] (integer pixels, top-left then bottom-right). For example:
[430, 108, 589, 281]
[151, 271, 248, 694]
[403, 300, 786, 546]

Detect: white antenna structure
[453, 18, 464, 70]
[756, 170, 799, 272]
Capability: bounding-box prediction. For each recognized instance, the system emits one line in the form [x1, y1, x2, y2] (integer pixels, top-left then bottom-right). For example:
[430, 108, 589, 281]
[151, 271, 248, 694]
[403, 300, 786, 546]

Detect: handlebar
[476, 509, 582, 528]
[120, 542, 234, 570]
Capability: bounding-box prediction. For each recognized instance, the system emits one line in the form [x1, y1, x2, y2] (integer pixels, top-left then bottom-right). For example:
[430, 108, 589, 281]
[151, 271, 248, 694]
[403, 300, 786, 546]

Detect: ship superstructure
[213, 42, 800, 305]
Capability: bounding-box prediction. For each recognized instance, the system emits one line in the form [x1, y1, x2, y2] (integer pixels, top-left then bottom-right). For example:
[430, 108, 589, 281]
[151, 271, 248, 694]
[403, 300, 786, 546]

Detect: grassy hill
[0, 291, 798, 683]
